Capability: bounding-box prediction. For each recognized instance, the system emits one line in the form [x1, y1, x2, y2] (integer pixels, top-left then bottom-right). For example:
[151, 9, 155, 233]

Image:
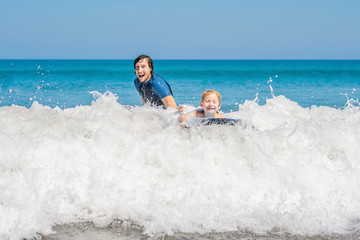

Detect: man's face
[135, 59, 152, 82]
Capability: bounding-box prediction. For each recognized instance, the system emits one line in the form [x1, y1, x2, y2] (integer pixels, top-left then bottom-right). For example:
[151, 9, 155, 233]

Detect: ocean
[1, 60, 360, 111]
[1, 60, 360, 240]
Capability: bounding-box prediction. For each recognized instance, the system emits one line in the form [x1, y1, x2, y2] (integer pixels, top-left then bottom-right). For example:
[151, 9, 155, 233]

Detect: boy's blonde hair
[201, 90, 221, 103]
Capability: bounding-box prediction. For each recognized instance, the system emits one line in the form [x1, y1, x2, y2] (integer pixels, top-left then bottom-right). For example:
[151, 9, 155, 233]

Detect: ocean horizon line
[1, 58, 360, 62]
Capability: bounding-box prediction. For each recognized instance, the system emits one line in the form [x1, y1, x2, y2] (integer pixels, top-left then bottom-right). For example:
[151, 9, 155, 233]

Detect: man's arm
[162, 95, 184, 112]
[161, 95, 177, 108]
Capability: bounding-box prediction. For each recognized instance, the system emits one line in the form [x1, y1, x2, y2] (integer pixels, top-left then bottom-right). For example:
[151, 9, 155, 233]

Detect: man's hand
[177, 105, 185, 113]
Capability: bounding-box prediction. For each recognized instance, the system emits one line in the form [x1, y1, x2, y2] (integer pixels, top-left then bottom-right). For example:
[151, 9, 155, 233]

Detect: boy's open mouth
[139, 74, 145, 78]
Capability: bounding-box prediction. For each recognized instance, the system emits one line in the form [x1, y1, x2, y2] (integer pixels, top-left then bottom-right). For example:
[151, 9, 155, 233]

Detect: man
[134, 55, 179, 109]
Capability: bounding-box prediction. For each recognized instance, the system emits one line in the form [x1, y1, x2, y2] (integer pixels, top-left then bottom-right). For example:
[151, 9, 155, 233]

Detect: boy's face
[135, 58, 152, 82]
[200, 94, 221, 116]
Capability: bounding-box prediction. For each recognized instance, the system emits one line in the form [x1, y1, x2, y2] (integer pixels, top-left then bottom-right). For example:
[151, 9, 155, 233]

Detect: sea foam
[1, 91, 360, 239]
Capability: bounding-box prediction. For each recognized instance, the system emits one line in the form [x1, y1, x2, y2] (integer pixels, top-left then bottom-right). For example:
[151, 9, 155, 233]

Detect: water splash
[1, 93, 360, 239]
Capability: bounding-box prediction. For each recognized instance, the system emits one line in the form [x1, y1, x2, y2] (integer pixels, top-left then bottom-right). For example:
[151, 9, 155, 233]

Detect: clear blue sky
[1, 0, 359, 59]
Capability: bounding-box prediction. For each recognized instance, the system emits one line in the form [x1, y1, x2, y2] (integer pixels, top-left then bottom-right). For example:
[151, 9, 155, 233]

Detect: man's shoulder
[153, 74, 166, 82]
[150, 74, 172, 98]
[152, 75, 170, 88]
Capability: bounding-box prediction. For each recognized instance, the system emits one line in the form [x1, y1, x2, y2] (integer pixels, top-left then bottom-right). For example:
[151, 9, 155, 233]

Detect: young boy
[134, 55, 179, 109]
[179, 90, 224, 123]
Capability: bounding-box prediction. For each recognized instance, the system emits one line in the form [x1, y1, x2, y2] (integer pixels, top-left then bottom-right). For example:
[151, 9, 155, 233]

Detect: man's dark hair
[134, 55, 154, 75]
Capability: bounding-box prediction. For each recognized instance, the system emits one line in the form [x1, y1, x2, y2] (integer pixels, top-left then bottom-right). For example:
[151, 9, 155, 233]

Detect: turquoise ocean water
[2, 60, 360, 240]
[1, 60, 359, 111]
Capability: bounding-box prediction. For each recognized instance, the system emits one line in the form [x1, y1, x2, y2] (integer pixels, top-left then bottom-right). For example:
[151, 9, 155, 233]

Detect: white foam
[1, 92, 360, 239]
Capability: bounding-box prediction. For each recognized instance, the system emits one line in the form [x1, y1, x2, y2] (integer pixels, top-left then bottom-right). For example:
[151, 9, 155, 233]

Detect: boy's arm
[178, 111, 197, 123]
[216, 112, 225, 118]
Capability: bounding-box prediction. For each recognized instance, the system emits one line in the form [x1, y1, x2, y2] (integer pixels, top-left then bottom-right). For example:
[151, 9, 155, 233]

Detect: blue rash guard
[134, 74, 173, 107]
